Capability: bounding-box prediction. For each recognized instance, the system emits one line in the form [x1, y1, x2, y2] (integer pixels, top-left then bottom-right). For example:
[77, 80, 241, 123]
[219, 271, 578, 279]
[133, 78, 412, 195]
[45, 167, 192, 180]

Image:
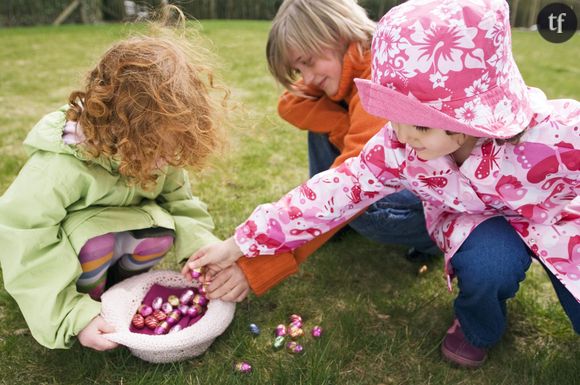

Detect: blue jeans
[308, 132, 437, 254]
[451, 216, 580, 348]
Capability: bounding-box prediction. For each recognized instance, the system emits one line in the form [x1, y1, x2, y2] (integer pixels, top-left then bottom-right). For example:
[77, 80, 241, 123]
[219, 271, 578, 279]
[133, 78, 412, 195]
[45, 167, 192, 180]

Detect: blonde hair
[67, 6, 228, 189]
[267, 0, 375, 91]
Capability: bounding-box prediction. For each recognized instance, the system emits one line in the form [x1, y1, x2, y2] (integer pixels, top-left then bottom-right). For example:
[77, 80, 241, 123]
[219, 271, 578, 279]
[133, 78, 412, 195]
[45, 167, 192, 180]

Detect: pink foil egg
[169, 324, 183, 334]
[154, 320, 170, 335]
[290, 319, 303, 328]
[138, 304, 153, 317]
[180, 289, 195, 305]
[286, 341, 303, 354]
[161, 302, 173, 314]
[289, 314, 302, 323]
[234, 361, 252, 374]
[275, 324, 287, 337]
[151, 296, 163, 310]
[311, 325, 323, 338]
[131, 313, 145, 329]
[187, 304, 203, 318]
[178, 304, 190, 315]
[190, 267, 203, 280]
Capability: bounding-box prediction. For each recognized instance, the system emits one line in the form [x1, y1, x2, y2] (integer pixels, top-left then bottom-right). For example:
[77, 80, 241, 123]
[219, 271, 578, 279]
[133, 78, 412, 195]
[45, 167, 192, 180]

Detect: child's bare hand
[182, 237, 243, 278]
[77, 315, 118, 351]
[205, 263, 250, 302]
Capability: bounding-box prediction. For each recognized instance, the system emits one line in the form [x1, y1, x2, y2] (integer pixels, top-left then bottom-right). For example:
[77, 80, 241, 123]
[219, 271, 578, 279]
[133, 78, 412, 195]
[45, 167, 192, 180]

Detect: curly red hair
[67, 20, 226, 189]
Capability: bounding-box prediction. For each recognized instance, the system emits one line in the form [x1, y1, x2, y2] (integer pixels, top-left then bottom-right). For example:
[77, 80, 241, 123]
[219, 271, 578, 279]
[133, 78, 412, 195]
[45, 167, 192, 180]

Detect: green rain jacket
[0, 107, 220, 348]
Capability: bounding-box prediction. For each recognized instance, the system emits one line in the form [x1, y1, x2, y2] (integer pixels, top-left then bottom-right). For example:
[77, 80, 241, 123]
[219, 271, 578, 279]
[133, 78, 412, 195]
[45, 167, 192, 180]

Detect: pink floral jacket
[235, 89, 580, 301]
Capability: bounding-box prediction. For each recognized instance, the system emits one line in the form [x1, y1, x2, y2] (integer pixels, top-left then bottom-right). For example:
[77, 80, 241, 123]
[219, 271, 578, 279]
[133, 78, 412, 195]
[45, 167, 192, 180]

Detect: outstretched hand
[77, 315, 118, 351]
[181, 237, 243, 280]
[204, 263, 250, 302]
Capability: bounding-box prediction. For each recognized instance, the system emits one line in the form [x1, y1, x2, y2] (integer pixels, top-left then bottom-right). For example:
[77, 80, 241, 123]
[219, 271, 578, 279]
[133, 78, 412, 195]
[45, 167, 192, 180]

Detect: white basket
[100, 270, 235, 363]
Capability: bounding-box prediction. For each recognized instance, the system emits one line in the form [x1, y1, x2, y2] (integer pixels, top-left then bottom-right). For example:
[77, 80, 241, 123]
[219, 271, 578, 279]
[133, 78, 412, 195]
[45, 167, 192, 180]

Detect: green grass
[0, 21, 579, 385]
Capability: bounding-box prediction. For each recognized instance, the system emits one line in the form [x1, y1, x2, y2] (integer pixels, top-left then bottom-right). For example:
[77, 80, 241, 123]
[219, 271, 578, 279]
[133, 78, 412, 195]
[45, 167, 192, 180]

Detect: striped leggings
[76, 228, 174, 300]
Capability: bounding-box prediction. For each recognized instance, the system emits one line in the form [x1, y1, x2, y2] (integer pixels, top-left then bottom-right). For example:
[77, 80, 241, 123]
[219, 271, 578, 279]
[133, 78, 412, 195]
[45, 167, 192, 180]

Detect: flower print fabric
[235, 88, 580, 302]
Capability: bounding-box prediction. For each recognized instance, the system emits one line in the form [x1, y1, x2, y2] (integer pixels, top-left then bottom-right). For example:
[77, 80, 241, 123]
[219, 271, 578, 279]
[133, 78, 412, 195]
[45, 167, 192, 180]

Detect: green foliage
[0, 22, 579, 385]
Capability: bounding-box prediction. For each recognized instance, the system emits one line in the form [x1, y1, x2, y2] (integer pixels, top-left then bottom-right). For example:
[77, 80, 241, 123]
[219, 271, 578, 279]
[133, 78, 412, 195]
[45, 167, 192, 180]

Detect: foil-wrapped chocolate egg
[180, 289, 195, 305]
[290, 319, 303, 328]
[144, 315, 159, 330]
[165, 309, 182, 326]
[169, 324, 182, 334]
[151, 296, 163, 310]
[286, 341, 303, 354]
[131, 313, 145, 329]
[167, 295, 180, 307]
[161, 302, 173, 314]
[187, 304, 203, 318]
[289, 314, 302, 323]
[288, 325, 304, 339]
[152, 309, 167, 321]
[190, 267, 203, 280]
[311, 325, 323, 338]
[192, 293, 208, 306]
[154, 321, 169, 335]
[178, 304, 190, 315]
[273, 335, 285, 350]
[275, 324, 287, 337]
[234, 361, 252, 374]
[138, 304, 153, 317]
[249, 323, 260, 335]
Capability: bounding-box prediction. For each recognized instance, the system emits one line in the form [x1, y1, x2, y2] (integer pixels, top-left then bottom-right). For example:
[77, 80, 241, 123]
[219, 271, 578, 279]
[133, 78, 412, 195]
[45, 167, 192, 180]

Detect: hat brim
[355, 78, 494, 138]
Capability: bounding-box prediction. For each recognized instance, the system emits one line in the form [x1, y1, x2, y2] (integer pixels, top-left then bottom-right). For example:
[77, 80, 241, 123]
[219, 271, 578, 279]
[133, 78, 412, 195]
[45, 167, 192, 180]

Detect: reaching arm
[234, 126, 403, 257]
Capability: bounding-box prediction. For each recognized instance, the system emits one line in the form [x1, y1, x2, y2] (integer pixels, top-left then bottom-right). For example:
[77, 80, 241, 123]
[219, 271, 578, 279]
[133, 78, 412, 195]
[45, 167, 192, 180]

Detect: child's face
[288, 47, 343, 97]
[391, 122, 473, 161]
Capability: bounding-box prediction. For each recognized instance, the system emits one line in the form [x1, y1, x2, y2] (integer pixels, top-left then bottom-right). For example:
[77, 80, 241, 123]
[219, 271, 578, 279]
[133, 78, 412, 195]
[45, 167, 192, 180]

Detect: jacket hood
[23, 105, 116, 172]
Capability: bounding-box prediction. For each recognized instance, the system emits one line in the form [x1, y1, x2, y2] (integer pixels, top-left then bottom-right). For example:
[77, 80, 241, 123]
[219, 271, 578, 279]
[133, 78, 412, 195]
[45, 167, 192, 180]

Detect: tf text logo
[537, 3, 577, 43]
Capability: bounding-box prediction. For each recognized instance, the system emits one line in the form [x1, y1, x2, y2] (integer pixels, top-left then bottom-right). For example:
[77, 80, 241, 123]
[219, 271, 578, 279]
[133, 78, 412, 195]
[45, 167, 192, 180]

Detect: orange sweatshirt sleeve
[331, 93, 387, 168]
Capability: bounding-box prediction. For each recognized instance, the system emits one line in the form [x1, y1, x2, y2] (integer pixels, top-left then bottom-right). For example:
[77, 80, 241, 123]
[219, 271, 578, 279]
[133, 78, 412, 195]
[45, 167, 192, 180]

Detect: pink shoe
[441, 319, 487, 368]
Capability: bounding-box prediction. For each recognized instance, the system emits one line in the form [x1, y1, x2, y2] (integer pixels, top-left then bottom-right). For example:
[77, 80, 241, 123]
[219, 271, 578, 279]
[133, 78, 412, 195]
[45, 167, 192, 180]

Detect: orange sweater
[236, 44, 387, 296]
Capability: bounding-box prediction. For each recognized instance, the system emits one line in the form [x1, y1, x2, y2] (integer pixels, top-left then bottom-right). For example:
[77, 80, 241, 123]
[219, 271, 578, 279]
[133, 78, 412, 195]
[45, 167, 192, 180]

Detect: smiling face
[288, 47, 343, 97]
[391, 122, 477, 163]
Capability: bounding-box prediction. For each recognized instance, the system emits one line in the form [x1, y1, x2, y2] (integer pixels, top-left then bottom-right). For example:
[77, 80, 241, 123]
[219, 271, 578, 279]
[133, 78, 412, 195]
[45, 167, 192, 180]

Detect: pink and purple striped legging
[76, 229, 174, 300]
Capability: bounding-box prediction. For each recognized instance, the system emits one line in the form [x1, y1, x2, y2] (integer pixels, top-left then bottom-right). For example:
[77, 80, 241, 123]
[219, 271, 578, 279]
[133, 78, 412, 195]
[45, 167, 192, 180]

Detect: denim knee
[452, 219, 531, 300]
[453, 253, 530, 301]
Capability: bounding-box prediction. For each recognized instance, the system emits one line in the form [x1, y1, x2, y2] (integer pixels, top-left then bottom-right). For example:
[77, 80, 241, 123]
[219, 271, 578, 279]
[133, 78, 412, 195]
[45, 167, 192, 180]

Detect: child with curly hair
[0, 9, 226, 351]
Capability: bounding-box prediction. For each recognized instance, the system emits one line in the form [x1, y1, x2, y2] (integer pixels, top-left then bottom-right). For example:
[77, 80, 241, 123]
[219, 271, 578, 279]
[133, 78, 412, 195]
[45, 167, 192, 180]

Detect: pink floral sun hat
[355, 0, 533, 139]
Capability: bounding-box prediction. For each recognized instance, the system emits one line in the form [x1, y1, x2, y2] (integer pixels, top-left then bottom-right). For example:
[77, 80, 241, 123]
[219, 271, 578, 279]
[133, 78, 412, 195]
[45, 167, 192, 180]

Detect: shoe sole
[441, 343, 486, 369]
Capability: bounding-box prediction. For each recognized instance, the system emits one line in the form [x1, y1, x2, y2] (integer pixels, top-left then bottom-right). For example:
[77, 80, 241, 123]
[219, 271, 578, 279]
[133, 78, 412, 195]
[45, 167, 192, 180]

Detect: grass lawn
[0, 21, 579, 385]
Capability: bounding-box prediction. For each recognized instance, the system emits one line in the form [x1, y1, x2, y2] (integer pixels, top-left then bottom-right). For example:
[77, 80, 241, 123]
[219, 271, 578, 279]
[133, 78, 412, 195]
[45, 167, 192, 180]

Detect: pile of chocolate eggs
[130, 286, 209, 335]
[234, 314, 323, 374]
[272, 314, 322, 354]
